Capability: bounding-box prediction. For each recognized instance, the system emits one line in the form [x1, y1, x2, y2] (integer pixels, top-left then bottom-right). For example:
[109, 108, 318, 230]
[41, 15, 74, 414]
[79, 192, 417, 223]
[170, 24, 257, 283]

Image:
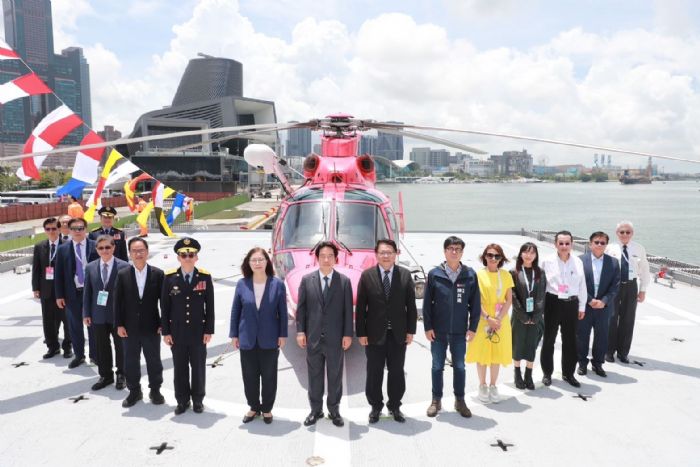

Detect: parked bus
[0, 189, 59, 204]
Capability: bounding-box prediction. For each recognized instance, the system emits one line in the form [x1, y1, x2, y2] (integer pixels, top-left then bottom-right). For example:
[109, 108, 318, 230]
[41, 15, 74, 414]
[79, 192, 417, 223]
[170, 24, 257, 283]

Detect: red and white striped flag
[0, 38, 19, 60]
[71, 130, 105, 183]
[16, 105, 83, 180]
[0, 73, 52, 104]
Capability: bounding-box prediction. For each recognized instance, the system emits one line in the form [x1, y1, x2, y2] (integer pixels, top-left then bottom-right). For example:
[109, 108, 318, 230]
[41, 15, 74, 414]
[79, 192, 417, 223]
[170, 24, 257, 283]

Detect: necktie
[621, 245, 629, 280]
[50, 243, 56, 265]
[323, 276, 330, 303]
[185, 273, 191, 284]
[102, 263, 109, 286]
[383, 270, 391, 299]
[75, 243, 84, 285]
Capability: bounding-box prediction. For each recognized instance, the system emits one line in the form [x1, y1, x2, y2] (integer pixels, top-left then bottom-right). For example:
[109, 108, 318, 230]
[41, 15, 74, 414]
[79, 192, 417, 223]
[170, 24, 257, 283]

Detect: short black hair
[443, 235, 465, 250]
[128, 237, 149, 251]
[315, 241, 338, 258]
[554, 230, 573, 244]
[43, 217, 58, 228]
[589, 231, 609, 242]
[375, 238, 397, 253]
[68, 217, 87, 228]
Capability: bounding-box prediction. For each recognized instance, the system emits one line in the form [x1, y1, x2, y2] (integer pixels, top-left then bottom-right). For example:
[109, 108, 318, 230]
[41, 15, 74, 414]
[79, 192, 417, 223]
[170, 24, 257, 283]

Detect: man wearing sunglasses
[161, 237, 215, 415]
[89, 206, 128, 262]
[32, 217, 72, 359]
[577, 232, 620, 378]
[540, 230, 588, 388]
[605, 221, 650, 364]
[55, 217, 99, 369]
[82, 235, 130, 390]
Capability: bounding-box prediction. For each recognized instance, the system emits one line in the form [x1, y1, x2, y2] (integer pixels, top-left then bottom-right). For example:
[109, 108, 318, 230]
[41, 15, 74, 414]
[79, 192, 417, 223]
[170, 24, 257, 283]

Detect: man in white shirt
[540, 230, 587, 388]
[605, 221, 651, 363]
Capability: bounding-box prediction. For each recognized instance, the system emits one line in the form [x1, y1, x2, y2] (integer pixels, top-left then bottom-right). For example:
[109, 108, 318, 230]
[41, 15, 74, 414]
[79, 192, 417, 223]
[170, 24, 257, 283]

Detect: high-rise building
[409, 147, 450, 170]
[376, 122, 404, 160]
[286, 122, 311, 157]
[360, 134, 377, 155]
[489, 149, 533, 175]
[0, 0, 92, 149]
[97, 125, 122, 142]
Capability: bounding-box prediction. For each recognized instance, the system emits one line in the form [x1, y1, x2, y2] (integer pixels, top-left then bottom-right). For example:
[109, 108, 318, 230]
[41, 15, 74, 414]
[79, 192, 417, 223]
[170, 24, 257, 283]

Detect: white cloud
[51, 0, 96, 51]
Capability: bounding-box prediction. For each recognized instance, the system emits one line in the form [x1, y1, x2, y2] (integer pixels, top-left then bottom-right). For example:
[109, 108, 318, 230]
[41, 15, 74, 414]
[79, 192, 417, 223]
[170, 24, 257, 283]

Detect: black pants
[171, 343, 207, 405]
[608, 280, 638, 358]
[306, 338, 344, 415]
[240, 346, 279, 413]
[365, 330, 407, 411]
[123, 333, 163, 391]
[541, 294, 579, 378]
[41, 297, 71, 352]
[94, 323, 123, 379]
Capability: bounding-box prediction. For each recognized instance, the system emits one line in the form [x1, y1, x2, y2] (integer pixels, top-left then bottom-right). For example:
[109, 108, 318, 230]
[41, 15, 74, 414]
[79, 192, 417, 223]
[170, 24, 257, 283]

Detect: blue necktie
[75, 243, 84, 286]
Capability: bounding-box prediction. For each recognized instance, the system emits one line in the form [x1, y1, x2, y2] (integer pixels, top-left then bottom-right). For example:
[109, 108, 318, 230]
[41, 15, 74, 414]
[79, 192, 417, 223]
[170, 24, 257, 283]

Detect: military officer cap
[98, 206, 117, 217]
[174, 237, 201, 254]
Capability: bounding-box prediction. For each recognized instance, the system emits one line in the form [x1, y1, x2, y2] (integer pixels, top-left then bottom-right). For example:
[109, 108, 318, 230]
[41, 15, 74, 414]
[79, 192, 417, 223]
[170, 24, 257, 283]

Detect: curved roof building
[172, 57, 243, 106]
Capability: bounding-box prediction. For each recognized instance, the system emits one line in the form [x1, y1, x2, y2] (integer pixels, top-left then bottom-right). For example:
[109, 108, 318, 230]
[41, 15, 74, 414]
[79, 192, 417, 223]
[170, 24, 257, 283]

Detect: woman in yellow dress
[466, 243, 514, 403]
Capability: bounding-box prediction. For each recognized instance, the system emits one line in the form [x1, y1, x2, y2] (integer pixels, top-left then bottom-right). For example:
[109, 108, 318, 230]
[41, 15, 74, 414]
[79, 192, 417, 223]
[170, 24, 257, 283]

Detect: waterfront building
[489, 149, 534, 176]
[376, 122, 404, 160]
[360, 134, 377, 155]
[286, 123, 311, 157]
[464, 158, 496, 177]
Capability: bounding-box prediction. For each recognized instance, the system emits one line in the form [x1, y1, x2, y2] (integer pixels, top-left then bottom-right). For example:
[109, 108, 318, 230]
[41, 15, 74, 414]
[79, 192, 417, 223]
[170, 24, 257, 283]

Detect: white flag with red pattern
[0, 38, 19, 60]
[0, 73, 52, 104]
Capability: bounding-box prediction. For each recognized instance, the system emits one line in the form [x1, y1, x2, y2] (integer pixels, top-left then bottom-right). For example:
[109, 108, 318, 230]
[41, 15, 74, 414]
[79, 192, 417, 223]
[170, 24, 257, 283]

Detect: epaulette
[197, 268, 210, 275]
[91, 227, 101, 232]
[166, 268, 178, 275]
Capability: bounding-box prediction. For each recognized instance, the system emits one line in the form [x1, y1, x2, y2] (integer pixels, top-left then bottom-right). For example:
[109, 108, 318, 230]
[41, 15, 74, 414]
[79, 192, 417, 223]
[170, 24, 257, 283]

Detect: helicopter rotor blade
[169, 123, 303, 153]
[362, 121, 700, 164]
[377, 127, 487, 155]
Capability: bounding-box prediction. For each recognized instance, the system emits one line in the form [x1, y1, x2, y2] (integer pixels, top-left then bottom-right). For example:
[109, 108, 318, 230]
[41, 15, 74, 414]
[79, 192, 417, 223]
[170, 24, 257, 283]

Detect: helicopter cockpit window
[343, 189, 384, 203]
[290, 187, 324, 202]
[335, 202, 389, 249]
[280, 202, 329, 248]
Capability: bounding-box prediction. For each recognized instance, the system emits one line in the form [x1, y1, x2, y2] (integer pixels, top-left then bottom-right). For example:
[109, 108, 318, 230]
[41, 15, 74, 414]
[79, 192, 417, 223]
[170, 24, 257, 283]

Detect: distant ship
[620, 156, 653, 184]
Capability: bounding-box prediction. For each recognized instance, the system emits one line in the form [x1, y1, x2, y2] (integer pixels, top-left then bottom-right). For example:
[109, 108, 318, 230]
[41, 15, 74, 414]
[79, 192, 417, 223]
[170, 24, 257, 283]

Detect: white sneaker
[489, 385, 501, 403]
[478, 384, 490, 403]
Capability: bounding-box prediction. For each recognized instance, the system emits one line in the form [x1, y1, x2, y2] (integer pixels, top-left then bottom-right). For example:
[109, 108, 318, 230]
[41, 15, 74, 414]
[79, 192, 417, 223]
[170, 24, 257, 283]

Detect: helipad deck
[1, 232, 698, 466]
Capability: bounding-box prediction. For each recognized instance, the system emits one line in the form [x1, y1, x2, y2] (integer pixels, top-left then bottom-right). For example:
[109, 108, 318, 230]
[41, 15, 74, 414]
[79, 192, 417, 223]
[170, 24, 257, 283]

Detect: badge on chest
[97, 290, 109, 306]
[193, 280, 207, 292]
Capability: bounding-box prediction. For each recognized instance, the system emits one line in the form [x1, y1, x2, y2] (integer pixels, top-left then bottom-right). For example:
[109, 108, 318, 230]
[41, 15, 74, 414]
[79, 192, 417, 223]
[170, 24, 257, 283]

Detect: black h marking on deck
[150, 442, 174, 455]
[12, 362, 28, 368]
[69, 395, 89, 403]
[490, 439, 514, 451]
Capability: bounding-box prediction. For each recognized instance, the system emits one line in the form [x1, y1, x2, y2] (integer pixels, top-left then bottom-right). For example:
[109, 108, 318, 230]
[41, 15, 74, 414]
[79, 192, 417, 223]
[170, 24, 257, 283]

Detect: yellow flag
[83, 149, 124, 222]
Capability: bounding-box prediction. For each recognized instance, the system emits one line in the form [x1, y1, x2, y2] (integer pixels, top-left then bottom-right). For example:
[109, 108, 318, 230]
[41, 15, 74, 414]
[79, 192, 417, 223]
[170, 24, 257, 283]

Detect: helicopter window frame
[342, 189, 384, 203]
[277, 200, 330, 249]
[334, 201, 390, 250]
[384, 206, 399, 241]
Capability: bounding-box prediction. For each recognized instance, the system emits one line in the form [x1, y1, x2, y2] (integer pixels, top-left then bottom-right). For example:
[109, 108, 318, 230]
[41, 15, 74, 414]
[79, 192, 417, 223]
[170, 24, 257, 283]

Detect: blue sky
[13, 0, 700, 171]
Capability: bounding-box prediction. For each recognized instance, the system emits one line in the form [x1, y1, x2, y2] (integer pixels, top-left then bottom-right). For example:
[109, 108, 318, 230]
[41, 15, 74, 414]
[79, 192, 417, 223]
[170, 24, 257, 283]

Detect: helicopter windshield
[280, 202, 329, 248]
[335, 202, 389, 249]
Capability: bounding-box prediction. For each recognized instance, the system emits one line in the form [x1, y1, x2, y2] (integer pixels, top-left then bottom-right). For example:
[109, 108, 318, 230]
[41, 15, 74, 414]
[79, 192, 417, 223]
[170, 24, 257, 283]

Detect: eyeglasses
[44, 227, 58, 231]
[378, 251, 396, 257]
[70, 226, 86, 232]
[178, 252, 196, 259]
[96, 245, 113, 251]
[618, 230, 632, 235]
[446, 247, 463, 253]
[485, 253, 502, 260]
[557, 242, 571, 246]
[592, 240, 607, 246]
[249, 257, 266, 263]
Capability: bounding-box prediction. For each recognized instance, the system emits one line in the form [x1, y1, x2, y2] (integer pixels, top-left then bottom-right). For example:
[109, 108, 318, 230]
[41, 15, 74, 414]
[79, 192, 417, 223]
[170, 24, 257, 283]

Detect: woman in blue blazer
[230, 247, 288, 424]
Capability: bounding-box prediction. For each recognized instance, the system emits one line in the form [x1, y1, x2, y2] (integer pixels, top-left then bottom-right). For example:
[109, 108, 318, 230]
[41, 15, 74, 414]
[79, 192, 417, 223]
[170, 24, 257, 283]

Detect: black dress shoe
[63, 350, 73, 359]
[562, 374, 581, 388]
[242, 411, 260, 423]
[43, 348, 61, 359]
[605, 353, 615, 363]
[304, 411, 324, 426]
[329, 413, 344, 427]
[389, 409, 406, 423]
[577, 365, 587, 376]
[263, 413, 273, 424]
[368, 408, 381, 424]
[68, 356, 85, 369]
[149, 389, 165, 405]
[91, 377, 114, 391]
[115, 374, 126, 390]
[193, 402, 204, 414]
[174, 402, 190, 415]
[618, 355, 630, 364]
[122, 390, 143, 408]
[592, 365, 607, 377]
[542, 375, 552, 386]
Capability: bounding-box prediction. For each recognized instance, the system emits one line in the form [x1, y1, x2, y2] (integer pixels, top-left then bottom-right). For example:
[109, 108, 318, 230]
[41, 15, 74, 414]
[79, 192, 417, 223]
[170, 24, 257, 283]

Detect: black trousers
[240, 346, 279, 413]
[365, 330, 407, 411]
[541, 294, 579, 378]
[608, 280, 639, 358]
[41, 297, 71, 352]
[123, 333, 163, 391]
[171, 342, 207, 405]
[306, 338, 344, 415]
[93, 323, 124, 379]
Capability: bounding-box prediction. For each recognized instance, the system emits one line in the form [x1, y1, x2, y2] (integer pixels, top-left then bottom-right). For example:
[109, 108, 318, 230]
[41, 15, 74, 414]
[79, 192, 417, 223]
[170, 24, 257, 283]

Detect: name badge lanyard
[49, 243, 57, 263]
[495, 270, 504, 303]
[523, 270, 535, 313]
[558, 259, 573, 291]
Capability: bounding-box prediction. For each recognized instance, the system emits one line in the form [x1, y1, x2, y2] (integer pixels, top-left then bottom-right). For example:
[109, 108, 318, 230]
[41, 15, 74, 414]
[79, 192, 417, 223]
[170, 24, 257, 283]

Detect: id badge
[45, 266, 54, 281]
[557, 283, 569, 299]
[526, 297, 534, 313]
[628, 268, 636, 281]
[97, 290, 109, 306]
[114, 233, 121, 240]
[456, 287, 464, 304]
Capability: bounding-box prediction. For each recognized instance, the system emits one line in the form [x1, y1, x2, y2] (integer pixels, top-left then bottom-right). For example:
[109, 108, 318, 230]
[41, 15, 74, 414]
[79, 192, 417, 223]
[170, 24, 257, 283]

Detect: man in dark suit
[297, 241, 353, 427]
[356, 239, 417, 423]
[88, 206, 128, 261]
[58, 215, 72, 242]
[32, 217, 71, 359]
[114, 237, 165, 407]
[162, 237, 215, 415]
[83, 235, 130, 390]
[577, 231, 620, 377]
[55, 217, 98, 368]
